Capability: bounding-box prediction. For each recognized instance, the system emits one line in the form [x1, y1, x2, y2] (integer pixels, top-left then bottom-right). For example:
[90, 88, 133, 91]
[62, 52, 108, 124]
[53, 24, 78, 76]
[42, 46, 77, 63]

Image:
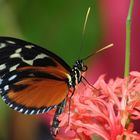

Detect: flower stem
[124, 0, 134, 77]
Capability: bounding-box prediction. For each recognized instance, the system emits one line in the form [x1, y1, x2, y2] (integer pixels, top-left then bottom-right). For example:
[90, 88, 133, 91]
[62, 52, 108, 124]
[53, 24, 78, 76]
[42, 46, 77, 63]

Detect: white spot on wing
[47, 107, 52, 112]
[30, 110, 35, 114]
[22, 59, 33, 65]
[25, 110, 29, 114]
[0, 43, 6, 49]
[25, 45, 34, 49]
[14, 107, 18, 111]
[9, 64, 19, 71]
[19, 53, 47, 65]
[36, 110, 40, 114]
[9, 104, 13, 107]
[8, 75, 17, 81]
[4, 85, 9, 91]
[6, 40, 16, 44]
[42, 109, 46, 113]
[10, 51, 48, 66]
[10, 53, 33, 65]
[15, 48, 22, 53]
[10, 53, 21, 58]
[19, 108, 23, 112]
[35, 53, 47, 59]
[0, 64, 6, 70]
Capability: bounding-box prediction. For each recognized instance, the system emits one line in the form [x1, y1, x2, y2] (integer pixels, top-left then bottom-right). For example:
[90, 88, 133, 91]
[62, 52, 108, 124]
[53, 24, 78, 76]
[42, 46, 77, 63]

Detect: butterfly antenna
[82, 7, 91, 37]
[79, 7, 91, 59]
[81, 43, 114, 61]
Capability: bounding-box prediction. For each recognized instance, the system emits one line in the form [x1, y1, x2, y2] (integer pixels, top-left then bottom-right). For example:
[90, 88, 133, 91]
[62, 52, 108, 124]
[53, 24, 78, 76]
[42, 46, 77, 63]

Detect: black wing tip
[0, 36, 71, 71]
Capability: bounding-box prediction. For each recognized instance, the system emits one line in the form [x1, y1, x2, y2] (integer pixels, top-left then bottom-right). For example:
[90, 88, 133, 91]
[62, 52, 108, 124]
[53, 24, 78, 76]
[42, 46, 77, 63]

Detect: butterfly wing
[0, 37, 71, 114]
[0, 37, 71, 75]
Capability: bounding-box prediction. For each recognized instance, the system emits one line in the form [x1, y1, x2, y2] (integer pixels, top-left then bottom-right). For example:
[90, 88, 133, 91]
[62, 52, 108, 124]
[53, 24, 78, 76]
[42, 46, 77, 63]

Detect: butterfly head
[69, 60, 87, 87]
[74, 60, 87, 72]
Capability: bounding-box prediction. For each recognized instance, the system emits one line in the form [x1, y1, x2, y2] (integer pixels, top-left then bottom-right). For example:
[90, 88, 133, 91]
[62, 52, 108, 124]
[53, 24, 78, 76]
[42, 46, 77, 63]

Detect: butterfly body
[0, 37, 87, 134]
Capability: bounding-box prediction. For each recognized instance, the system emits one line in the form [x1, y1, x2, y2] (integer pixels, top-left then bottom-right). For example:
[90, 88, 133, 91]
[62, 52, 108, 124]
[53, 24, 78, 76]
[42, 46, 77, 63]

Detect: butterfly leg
[82, 76, 99, 91]
[51, 98, 67, 136]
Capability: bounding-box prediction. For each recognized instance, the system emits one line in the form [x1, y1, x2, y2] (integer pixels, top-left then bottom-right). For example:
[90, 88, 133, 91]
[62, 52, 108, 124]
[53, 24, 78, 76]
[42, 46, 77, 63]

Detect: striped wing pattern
[0, 37, 71, 115]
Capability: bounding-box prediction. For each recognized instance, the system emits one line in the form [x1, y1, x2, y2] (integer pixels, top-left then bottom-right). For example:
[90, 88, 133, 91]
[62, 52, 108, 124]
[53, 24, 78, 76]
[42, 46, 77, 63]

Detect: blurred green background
[0, 0, 102, 140]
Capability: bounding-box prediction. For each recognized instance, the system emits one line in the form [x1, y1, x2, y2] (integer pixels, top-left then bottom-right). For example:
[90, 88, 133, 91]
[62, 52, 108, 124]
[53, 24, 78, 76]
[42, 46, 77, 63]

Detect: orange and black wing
[0, 37, 71, 114]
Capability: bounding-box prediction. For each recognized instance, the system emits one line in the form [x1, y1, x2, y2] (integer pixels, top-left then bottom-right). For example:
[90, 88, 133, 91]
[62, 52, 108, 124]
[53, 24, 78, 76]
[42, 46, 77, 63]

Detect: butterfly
[0, 36, 88, 135]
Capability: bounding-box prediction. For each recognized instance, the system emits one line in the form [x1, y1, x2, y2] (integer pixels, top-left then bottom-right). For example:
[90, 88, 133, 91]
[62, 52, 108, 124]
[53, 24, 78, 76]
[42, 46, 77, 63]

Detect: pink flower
[55, 71, 140, 140]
